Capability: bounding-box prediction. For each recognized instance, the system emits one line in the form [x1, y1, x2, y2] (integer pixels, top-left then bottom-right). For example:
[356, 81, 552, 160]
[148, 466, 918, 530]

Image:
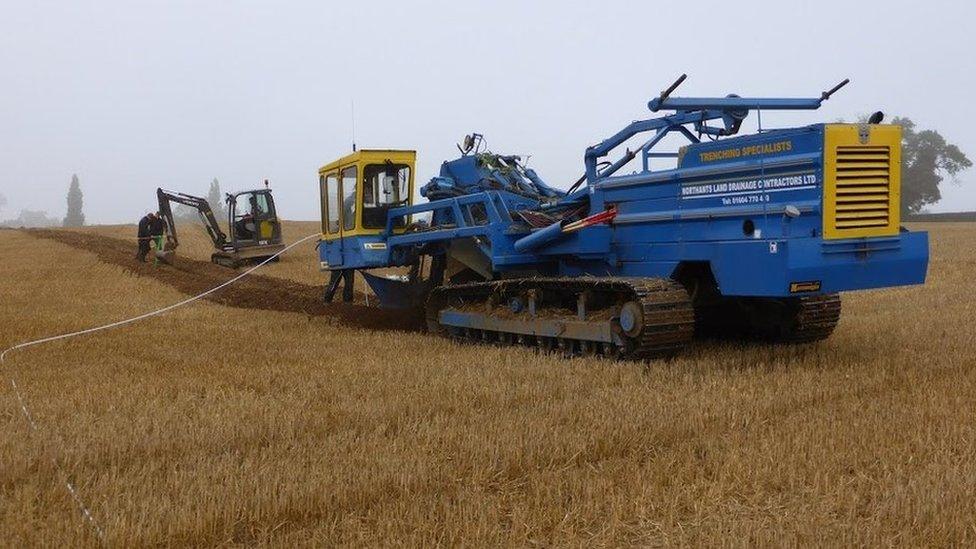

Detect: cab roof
[318, 149, 416, 174]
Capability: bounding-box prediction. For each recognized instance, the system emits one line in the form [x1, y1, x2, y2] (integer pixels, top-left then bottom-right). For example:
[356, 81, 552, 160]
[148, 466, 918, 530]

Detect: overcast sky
[1, 0, 974, 223]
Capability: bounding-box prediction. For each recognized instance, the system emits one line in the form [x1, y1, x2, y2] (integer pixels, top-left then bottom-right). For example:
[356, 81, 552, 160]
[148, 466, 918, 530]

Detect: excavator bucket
[154, 238, 176, 265]
[154, 249, 174, 265]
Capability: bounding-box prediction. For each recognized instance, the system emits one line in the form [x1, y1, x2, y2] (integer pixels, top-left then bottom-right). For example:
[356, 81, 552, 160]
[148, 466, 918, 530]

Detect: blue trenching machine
[315, 75, 928, 359]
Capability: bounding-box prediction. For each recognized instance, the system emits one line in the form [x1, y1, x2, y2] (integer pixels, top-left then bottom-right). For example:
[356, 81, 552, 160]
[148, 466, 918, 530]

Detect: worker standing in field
[323, 269, 355, 303]
[135, 212, 166, 262]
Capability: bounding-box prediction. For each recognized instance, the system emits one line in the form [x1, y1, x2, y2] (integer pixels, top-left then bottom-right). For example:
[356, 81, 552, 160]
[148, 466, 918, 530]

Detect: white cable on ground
[1, 232, 320, 545]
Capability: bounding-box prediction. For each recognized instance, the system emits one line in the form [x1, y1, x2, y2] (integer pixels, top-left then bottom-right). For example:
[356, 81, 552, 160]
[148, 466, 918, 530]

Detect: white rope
[2, 233, 319, 359]
[1, 232, 320, 544]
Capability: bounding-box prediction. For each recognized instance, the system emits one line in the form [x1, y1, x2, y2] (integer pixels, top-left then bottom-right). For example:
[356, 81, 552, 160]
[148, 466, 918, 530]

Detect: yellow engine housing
[823, 124, 902, 239]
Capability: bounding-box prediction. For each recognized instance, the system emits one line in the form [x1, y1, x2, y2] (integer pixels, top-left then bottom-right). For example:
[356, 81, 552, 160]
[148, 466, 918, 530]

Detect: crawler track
[695, 293, 842, 343]
[784, 293, 842, 343]
[426, 277, 694, 360]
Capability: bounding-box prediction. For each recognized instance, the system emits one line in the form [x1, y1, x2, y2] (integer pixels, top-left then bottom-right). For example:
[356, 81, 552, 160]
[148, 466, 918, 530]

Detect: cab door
[228, 193, 256, 247]
[252, 191, 281, 245]
[321, 170, 343, 266]
[332, 163, 360, 266]
[338, 164, 358, 240]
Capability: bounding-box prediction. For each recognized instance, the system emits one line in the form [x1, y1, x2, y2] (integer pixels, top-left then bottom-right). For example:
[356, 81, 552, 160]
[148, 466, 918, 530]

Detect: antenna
[351, 99, 357, 152]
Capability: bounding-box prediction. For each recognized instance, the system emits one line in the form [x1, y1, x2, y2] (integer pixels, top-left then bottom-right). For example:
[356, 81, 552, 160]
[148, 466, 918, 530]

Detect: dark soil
[28, 229, 424, 333]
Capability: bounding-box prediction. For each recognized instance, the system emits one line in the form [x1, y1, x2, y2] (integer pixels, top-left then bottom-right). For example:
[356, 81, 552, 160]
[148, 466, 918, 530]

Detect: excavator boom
[156, 188, 227, 250]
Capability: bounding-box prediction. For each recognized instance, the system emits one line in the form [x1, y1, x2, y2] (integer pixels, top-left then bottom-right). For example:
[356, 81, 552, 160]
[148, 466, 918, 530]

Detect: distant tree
[894, 118, 971, 215]
[171, 179, 226, 225]
[207, 178, 226, 219]
[0, 192, 6, 217]
[63, 174, 85, 227]
[172, 204, 199, 222]
[857, 117, 971, 215]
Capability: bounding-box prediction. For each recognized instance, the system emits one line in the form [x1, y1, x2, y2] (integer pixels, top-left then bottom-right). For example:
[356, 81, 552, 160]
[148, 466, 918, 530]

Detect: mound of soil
[28, 229, 424, 332]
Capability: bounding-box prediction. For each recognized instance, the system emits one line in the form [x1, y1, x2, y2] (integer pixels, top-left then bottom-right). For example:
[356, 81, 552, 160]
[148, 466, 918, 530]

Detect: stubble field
[1, 221, 974, 546]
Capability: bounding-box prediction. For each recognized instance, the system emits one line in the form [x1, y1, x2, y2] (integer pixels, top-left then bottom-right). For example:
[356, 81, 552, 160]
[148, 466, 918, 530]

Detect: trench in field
[27, 229, 424, 333]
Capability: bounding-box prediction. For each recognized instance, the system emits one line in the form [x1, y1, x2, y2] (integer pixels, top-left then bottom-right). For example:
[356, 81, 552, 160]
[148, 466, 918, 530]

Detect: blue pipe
[513, 220, 567, 253]
[649, 96, 824, 112]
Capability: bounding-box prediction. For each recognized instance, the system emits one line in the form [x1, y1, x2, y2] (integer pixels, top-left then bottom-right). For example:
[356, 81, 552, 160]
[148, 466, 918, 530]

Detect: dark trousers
[324, 269, 354, 303]
[136, 239, 151, 262]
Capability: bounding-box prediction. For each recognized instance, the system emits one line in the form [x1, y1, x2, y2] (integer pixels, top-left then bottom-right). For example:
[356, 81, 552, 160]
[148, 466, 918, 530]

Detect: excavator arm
[156, 188, 228, 250]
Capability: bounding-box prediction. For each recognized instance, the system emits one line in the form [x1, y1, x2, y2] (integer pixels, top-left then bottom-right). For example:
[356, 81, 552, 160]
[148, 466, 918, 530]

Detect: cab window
[319, 174, 327, 233]
[362, 163, 410, 229]
[323, 172, 339, 233]
[235, 192, 270, 218]
[253, 194, 270, 216]
[341, 165, 357, 231]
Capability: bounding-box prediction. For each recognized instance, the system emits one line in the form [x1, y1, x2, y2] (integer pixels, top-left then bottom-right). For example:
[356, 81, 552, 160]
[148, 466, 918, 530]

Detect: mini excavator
[156, 183, 285, 268]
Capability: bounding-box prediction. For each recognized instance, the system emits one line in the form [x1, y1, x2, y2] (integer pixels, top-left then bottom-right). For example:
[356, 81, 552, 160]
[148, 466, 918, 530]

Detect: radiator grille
[832, 145, 891, 229]
[823, 124, 901, 239]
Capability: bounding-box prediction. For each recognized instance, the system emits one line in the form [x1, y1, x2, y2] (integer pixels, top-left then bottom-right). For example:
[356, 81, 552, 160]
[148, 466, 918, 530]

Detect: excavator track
[426, 277, 694, 360]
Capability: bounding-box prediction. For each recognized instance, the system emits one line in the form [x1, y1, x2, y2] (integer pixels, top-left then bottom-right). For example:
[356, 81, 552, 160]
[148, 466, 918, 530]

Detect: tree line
[893, 117, 971, 214]
[1, 177, 227, 228]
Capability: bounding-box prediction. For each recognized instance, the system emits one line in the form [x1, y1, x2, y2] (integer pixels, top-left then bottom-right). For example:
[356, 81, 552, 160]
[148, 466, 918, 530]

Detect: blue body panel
[321, 93, 928, 300]
[563, 231, 927, 297]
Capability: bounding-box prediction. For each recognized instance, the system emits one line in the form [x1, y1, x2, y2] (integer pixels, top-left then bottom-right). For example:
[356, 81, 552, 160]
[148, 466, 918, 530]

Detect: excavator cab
[217, 187, 285, 267]
[227, 189, 282, 251]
